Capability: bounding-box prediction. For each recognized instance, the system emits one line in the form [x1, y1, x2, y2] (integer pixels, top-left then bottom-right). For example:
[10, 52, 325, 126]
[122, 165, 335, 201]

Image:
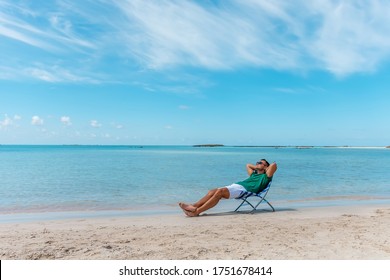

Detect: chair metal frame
[234, 181, 275, 213]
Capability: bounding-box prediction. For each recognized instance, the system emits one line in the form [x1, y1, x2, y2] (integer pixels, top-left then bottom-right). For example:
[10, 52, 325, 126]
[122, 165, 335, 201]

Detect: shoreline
[1, 196, 390, 224]
[1, 203, 389, 260]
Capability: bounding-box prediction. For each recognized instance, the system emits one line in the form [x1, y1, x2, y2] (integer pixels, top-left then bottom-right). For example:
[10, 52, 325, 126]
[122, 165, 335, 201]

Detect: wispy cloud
[273, 88, 299, 94]
[111, 123, 123, 129]
[179, 105, 189, 110]
[0, 1, 105, 83]
[25, 65, 100, 83]
[273, 85, 327, 95]
[1, 0, 390, 82]
[113, 0, 390, 76]
[0, 1, 96, 52]
[306, 1, 390, 76]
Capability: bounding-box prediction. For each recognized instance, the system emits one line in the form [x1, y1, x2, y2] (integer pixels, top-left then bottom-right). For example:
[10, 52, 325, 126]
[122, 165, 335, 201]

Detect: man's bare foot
[184, 209, 199, 217]
[179, 202, 197, 212]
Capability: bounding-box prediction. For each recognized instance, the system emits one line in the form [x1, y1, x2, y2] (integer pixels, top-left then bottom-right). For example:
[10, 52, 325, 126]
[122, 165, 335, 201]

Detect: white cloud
[110, 122, 123, 129]
[90, 120, 101, 128]
[31, 115, 43, 126]
[60, 116, 71, 126]
[0, 114, 23, 129]
[0, 114, 12, 129]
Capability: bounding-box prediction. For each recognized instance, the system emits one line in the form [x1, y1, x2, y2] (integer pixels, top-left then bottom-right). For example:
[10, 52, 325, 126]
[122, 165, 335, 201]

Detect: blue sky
[1, 0, 390, 145]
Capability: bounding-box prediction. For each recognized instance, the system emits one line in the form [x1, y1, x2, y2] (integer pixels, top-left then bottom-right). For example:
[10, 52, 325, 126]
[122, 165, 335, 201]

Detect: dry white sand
[1, 205, 389, 260]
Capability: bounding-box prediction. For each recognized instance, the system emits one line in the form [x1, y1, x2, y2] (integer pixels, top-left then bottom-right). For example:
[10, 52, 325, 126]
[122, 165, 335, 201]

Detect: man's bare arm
[246, 163, 257, 176]
[266, 162, 278, 178]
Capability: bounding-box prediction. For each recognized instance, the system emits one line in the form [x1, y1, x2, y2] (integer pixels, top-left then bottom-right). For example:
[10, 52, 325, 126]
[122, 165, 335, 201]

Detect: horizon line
[1, 144, 389, 148]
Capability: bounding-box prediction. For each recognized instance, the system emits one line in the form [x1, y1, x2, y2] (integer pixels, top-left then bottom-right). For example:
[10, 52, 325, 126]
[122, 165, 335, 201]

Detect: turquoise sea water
[0, 145, 389, 221]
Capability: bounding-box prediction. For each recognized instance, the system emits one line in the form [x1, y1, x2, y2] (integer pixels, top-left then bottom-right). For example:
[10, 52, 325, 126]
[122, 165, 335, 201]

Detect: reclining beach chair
[234, 181, 275, 213]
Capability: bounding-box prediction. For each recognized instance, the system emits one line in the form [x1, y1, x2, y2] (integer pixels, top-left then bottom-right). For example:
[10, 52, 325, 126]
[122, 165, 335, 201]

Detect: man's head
[256, 159, 270, 169]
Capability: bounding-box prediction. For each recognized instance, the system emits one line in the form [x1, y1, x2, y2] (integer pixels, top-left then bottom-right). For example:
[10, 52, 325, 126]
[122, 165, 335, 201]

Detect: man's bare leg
[179, 188, 219, 212]
[186, 188, 230, 217]
[192, 189, 220, 207]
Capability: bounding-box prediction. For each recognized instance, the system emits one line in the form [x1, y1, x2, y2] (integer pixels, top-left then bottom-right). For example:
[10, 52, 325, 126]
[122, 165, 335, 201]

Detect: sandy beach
[1, 204, 389, 260]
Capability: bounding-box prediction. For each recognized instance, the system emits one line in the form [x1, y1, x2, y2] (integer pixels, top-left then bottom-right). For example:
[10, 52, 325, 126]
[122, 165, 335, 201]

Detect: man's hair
[261, 159, 270, 167]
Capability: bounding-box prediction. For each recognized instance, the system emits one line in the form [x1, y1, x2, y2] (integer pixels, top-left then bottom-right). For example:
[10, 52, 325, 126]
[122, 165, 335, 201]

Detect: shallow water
[1, 145, 389, 220]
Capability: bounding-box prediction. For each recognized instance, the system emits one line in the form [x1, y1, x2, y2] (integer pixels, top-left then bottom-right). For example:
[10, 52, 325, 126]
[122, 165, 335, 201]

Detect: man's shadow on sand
[195, 207, 297, 217]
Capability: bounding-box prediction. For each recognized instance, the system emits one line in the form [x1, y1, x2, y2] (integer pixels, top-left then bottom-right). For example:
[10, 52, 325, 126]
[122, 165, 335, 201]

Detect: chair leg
[234, 199, 245, 212]
[234, 198, 255, 212]
[265, 199, 275, 212]
[250, 198, 275, 213]
[235, 197, 275, 213]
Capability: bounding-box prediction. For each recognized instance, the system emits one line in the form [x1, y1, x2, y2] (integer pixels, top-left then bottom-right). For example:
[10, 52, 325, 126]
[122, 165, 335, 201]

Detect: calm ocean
[1, 145, 389, 221]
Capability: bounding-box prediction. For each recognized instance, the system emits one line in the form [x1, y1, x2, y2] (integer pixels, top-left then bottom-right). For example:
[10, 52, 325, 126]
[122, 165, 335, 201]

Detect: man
[179, 159, 277, 217]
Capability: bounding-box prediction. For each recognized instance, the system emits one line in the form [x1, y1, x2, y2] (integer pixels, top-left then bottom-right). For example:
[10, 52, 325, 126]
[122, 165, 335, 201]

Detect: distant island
[193, 144, 224, 147]
[192, 145, 390, 149]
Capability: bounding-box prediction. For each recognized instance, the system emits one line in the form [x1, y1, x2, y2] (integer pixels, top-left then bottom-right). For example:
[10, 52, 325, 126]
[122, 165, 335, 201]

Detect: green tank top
[236, 172, 272, 193]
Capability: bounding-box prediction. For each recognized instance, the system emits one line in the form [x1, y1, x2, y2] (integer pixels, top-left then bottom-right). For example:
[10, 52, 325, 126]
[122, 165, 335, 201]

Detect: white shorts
[222, 183, 247, 199]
